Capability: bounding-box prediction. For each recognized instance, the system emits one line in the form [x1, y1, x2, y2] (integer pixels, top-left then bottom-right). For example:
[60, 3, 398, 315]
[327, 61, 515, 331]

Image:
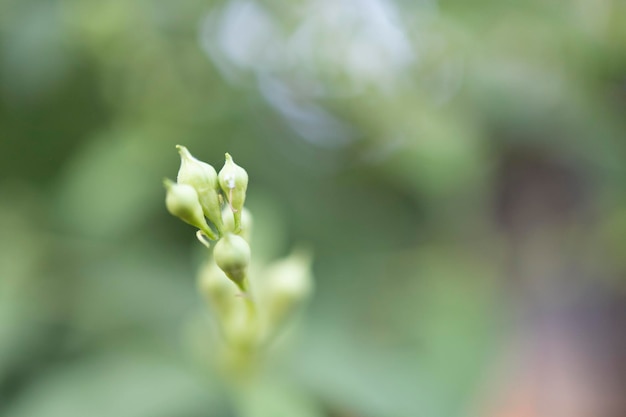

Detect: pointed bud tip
[176, 145, 192, 159]
[163, 178, 175, 189]
[225, 153, 233, 162]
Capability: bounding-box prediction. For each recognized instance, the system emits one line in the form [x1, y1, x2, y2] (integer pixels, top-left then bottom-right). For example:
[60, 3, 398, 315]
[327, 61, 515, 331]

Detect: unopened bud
[264, 248, 313, 329]
[218, 153, 248, 232]
[164, 179, 217, 240]
[176, 145, 224, 234]
[213, 233, 251, 291]
[222, 206, 253, 242]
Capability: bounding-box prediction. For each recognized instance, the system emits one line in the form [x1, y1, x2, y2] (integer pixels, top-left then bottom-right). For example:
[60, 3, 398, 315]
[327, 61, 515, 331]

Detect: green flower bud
[176, 145, 224, 234]
[164, 179, 217, 240]
[218, 153, 248, 232]
[222, 206, 253, 242]
[213, 233, 251, 291]
[263, 248, 313, 331]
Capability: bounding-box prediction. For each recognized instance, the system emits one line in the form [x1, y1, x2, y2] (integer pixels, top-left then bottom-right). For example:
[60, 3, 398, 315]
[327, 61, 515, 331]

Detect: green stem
[243, 293, 256, 326]
[237, 276, 256, 325]
[201, 225, 218, 241]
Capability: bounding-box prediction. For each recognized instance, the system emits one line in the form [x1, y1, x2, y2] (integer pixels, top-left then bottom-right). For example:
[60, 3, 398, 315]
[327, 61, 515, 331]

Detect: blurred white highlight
[200, 0, 416, 147]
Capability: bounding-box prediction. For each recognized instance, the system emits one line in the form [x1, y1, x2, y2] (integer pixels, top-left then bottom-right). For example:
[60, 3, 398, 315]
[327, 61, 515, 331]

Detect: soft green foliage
[1, 0, 625, 416]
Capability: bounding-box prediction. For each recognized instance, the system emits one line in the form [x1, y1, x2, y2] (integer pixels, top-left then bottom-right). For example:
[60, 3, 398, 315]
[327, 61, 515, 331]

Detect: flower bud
[222, 206, 253, 242]
[263, 248, 313, 330]
[213, 233, 251, 291]
[176, 145, 224, 234]
[218, 153, 248, 232]
[164, 179, 217, 240]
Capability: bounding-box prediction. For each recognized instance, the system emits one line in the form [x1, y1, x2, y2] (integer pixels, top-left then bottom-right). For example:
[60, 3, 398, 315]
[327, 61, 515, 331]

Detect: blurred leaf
[291, 324, 432, 417]
[235, 376, 324, 417]
[54, 128, 169, 238]
[4, 351, 222, 417]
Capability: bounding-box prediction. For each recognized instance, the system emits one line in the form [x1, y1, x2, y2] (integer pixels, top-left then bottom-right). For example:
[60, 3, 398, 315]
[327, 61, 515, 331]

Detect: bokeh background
[1, 0, 626, 416]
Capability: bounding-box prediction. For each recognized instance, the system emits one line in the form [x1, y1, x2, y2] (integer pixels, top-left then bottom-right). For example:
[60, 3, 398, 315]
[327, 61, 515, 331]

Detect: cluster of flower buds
[165, 146, 251, 291]
[164, 146, 313, 358]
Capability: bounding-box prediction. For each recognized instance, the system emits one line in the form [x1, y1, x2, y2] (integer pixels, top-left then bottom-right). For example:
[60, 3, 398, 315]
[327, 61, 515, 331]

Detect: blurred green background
[1, 0, 626, 416]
